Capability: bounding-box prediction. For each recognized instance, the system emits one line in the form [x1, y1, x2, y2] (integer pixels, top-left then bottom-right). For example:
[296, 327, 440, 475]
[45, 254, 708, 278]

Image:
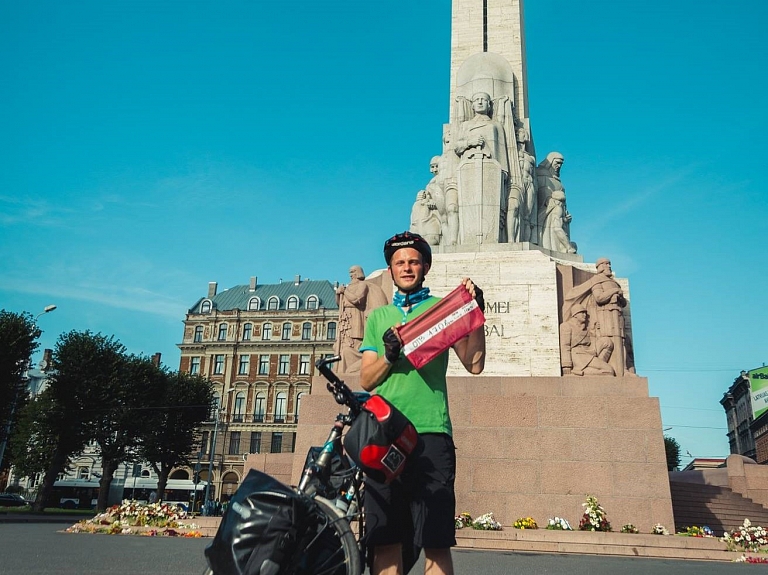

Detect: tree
[90, 354, 162, 511]
[17, 330, 127, 511]
[137, 370, 214, 500]
[0, 310, 41, 473]
[665, 435, 682, 471]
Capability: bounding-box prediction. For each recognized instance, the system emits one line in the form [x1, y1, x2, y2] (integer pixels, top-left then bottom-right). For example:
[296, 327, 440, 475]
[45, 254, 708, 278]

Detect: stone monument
[293, 0, 673, 532]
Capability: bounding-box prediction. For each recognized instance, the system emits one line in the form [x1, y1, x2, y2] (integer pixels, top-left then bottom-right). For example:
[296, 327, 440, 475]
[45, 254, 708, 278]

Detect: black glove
[474, 284, 485, 313]
[382, 327, 402, 364]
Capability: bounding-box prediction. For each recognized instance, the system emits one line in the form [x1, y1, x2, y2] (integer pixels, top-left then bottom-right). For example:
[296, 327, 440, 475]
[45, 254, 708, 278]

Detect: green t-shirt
[360, 297, 452, 436]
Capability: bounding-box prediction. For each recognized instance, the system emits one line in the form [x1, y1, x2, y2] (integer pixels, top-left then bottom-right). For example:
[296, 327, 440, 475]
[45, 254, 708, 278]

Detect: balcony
[232, 414, 244, 423]
[253, 414, 265, 423]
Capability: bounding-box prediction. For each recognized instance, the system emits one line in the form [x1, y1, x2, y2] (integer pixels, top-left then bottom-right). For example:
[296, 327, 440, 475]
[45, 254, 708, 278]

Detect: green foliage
[0, 310, 41, 468]
[664, 435, 682, 471]
[137, 370, 214, 496]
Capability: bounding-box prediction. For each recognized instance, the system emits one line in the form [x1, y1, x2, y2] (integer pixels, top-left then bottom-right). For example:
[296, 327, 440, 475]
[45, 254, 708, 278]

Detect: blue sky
[1, 0, 766, 465]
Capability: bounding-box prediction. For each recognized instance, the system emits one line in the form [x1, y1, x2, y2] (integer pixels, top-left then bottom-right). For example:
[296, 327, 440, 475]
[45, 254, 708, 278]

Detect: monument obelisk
[292, 0, 675, 532]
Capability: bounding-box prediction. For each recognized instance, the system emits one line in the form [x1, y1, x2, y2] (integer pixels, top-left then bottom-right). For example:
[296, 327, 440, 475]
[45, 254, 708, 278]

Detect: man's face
[574, 311, 587, 328]
[389, 247, 429, 293]
[552, 158, 563, 176]
[349, 266, 364, 281]
[430, 161, 439, 175]
[471, 94, 490, 114]
[597, 261, 613, 276]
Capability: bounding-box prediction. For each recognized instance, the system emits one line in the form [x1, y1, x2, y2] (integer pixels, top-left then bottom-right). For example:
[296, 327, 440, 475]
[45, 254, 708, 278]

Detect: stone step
[670, 481, 768, 535]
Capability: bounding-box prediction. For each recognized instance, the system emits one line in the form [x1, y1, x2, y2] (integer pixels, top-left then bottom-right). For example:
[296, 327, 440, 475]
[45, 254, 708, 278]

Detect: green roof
[189, 279, 338, 313]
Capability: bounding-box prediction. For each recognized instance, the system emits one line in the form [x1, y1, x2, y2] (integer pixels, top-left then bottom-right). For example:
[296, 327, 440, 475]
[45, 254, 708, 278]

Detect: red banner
[396, 285, 485, 370]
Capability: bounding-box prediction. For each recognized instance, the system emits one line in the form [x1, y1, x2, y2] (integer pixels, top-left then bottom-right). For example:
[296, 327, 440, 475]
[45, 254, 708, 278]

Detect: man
[535, 152, 568, 244]
[360, 231, 486, 575]
[559, 304, 614, 376]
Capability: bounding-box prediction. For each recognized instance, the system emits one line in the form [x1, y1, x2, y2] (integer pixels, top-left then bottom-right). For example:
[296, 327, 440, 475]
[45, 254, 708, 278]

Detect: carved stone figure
[563, 258, 634, 376]
[334, 266, 388, 373]
[453, 92, 513, 244]
[410, 190, 442, 245]
[559, 304, 614, 376]
[437, 133, 460, 246]
[536, 152, 572, 248]
[516, 128, 537, 243]
[539, 191, 576, 254]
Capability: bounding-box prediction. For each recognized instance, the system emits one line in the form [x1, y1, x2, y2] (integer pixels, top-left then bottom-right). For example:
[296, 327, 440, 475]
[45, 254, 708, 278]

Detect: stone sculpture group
[408, 54, 577, 254]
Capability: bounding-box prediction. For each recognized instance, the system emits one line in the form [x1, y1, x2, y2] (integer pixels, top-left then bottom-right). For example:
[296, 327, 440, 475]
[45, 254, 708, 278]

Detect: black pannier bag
[343, 394, 418, 484]
[303, 445, 354, 499]
[205, 469, 312, 575]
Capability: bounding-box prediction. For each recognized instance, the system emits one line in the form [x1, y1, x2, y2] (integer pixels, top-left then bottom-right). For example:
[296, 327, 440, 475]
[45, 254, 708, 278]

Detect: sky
[1, 0, 766, 466]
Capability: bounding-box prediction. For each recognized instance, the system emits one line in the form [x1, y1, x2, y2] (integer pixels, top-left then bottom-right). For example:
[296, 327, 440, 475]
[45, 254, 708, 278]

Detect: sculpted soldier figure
[516, 128, 537, 243]
[453, 92, 510, 174]
[334, 266, 388, 373]
[560, 304, 614, 376]
[410, 190, 442, 245]
[564, 258, 633, 376]
[536, 152, 570, 246]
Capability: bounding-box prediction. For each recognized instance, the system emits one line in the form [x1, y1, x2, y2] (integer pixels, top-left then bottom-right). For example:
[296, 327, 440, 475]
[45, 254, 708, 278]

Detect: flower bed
[65, 500, 201, 536]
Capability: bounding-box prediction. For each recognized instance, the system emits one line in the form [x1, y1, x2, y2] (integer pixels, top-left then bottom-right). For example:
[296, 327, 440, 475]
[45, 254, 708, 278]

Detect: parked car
[0, 493, 31, 507]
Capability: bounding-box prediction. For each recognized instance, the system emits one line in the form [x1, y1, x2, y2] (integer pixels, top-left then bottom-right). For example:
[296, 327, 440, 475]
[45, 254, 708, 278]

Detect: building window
[258, 355, 269, 375]
[299, 355, 310, 375]
[275, 392, 287, 423]
[229, 432, 241, 455]
[278, 355, 290, 375]
[327, 322, 337, 340]
[306, 295, 319, 310]
[287, 296, 299, 310]
[200, 300, 212, 313]
[233, 392, 245, 422]
[238, 355, 250, 375]
[253, 393, 266, 423]
[296, 392, 305, 423]
[190, 356, 200, 375]
[194, 326, 203, 342]
[262, 323, 272, 340]
[213, 355, 225, 375]
[302, 322, 311, 340]
[201, 431, 209, 454]
[250, 432, 262, 454]
[267, 296, 279, 310]
[242, 323, 252, 341]
[281, 322, 291, 340]
[210, 394, 220, 421]
[78, 466, 90, 480]
[217, 323, 227, 341]
[248, 297, 260, 311]
[271, 432, 283, 453]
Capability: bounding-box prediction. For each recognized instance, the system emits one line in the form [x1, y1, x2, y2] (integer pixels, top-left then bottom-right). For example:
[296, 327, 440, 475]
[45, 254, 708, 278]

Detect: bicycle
[203, 355, 368, 575]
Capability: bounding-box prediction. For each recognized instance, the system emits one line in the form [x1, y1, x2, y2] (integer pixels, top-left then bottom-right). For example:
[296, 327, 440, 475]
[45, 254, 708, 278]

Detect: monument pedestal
[293, 373, 674, 532]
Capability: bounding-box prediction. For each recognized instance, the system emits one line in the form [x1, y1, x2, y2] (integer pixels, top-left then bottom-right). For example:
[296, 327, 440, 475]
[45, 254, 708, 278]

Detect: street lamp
[202, 388, 235, 514]
[0, 304, 57, 470]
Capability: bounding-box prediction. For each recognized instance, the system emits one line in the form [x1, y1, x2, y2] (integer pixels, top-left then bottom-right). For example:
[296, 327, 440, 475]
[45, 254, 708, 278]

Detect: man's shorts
[363, 433, 456, 549]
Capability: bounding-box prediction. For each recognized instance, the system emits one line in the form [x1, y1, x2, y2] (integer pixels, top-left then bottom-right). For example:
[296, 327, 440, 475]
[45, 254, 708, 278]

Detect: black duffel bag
[343, 394, 418, 484]
[205, 469, 311, 575]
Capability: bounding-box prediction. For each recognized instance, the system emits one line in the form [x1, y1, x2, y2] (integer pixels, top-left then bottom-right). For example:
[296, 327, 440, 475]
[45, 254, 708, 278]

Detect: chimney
[294, 274, 301, 286]
[208, 282, 218, 298]
[151, 353, 162, 367]
[41, 349, 53, 371]
[249, 276, 257, 292]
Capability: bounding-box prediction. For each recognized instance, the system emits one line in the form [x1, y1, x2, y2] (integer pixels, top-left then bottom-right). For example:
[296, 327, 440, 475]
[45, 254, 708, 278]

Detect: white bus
[50, 477, 207, 510]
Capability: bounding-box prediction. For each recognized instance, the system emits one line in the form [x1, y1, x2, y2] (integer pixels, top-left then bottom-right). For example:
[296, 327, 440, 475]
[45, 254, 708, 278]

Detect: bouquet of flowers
[472, 512, 503, 531]
[578, 495, 611, 532]
[513, 516, 538, 530]
[651, 523, 669, 535]
[620, 524, 639, 534]
[546, 517, 572, 531]
[455, 512, 473, 529]
[679, 525, 714, 537]
[723, 519, 768, 551]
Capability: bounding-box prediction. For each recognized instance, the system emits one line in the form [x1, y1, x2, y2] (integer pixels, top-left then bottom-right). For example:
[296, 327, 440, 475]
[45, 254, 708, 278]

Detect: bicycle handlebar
[315, 356, 364, 415]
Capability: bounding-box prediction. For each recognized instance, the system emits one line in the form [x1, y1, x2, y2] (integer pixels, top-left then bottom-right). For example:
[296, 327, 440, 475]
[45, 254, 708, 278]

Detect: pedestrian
[359, 231, 486, 575]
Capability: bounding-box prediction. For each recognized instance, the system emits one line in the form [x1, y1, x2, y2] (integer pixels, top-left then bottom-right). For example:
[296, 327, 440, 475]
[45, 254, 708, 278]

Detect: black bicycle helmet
[383, 231, 432, 267]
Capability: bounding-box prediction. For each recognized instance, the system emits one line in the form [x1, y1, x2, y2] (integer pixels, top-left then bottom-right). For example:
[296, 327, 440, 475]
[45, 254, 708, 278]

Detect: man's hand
[462, 278, 485, 313]
[382, 327, 402, 364]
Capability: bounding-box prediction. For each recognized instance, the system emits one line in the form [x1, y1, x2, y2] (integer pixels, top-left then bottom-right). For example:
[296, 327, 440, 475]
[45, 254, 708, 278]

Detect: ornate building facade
[178, 275, 338, 502]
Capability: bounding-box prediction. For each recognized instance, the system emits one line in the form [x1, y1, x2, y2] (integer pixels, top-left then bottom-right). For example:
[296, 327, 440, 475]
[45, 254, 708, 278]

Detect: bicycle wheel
[293, 496, 361, 575]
